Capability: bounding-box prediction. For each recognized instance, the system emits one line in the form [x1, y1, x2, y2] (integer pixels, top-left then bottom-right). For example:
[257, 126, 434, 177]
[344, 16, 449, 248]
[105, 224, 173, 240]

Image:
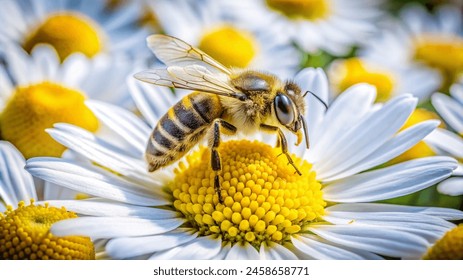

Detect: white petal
[0, 0, 27, 40]
[328, 120, 439, 181]
[58, 52, 89, 87]
[400, 5, 429, 34]
[315, 94, 417, 180]
[212, 242, 232, 260]
[294, 68, 329, 141]
[26, 158, 168, 206]
[47, 124, 156, 185]
[5, 45, 36, 85]
[0, 141, 37, 205]
[32, 45, 59, 80]
[306, 83, 376, 163]
[149, 236, 222, 260]
[309, 224, 428, 258]
[42, 199, 179, 219]
[85, 100, 151, 153]
[291, 234, 381, 260]
[106, 229, 198, 259]
[324, 157, 457, 203]
[259, 242, 298, 260]
[426, 128, 463, 158]
[437, 177, 463, 196]
[128, 78, 183, 127]
[455, 163, 463, 176]
[450, 83, 463, 105]
[435, 5, 461, 33]
[432, 93, 463, 133]
[43, 181, 81, 201]
[325, 203, 463, 221]
[0, 67, 13, 104]
[324, 205, 455, 242]
[52, 217, 184, 239]
[103, 0, 139, 30]
[226, 242, 260, 260]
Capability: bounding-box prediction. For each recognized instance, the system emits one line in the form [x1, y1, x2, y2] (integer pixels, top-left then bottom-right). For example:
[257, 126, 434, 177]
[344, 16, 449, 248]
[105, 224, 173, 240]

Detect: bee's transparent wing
[147, 34, 231, 75]
[135, 65, 241, 97]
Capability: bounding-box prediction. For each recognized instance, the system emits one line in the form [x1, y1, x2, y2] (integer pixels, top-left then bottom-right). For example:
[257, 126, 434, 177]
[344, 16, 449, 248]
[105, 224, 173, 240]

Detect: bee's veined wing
[134, 65, 239, 97]
[147, 34, 232, 75]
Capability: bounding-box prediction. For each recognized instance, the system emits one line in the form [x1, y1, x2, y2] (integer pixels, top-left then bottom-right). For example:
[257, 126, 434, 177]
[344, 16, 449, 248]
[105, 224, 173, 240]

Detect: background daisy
[146, 0, 301, 78]
[361, 4, 463, 92]
[0, 141, 95, 259]
[221, 0, 385, 56]
[0, 44, 134, 158]
[25, 68, 463, 260]
[427, 80, 463, 196]
[0, 0, 150, 61]
[327, 55, 441, 103]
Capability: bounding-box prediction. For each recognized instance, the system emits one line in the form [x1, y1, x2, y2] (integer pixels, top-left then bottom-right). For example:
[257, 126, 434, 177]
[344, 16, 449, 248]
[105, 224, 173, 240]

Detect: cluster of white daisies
[0, 0, 463, 260]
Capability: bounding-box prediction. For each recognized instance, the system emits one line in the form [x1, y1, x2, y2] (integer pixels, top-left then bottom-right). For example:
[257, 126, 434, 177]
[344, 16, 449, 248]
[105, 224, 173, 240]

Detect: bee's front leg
[260, 123, 302, 176]
[209, 119, 237, 204]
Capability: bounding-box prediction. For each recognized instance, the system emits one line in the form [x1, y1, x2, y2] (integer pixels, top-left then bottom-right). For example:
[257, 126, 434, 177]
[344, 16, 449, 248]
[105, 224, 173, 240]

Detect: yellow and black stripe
[146, 92, 223, 172]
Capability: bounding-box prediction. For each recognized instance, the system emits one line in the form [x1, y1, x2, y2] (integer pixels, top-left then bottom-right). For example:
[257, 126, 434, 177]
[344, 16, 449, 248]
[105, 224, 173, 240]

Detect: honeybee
[135, 35, 310, 203]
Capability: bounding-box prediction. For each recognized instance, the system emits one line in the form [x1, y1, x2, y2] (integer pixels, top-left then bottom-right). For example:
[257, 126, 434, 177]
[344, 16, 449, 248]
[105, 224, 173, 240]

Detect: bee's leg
[209, 119, 237, 203]
[260, 124, 302, 176]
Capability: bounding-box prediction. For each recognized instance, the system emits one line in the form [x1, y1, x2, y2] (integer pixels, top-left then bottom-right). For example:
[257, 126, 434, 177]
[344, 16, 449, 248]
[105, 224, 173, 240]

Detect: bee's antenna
[304, 90, 328, 111]
[300, 115, 310, 149]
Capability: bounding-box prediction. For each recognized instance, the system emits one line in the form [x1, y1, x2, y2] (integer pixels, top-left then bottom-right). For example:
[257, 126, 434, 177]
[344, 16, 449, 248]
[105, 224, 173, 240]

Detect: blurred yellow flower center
[23, 12, 104, 61]
[0, 82, 99, 158]
[414, 35, 463, 89]
[199, 25, 257, 68]
[266, 0, 330, 21]
[0, 201, 95, 260]
[388, 108, 441, 165]
[138, 9, 161, 31]
[423, 224, 463, 260]
[170, 140, 325, 248]
[332, 58, 395, 103]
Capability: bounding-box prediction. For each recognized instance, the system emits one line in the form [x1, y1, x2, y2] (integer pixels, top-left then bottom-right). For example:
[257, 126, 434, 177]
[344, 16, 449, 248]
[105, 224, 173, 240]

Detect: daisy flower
[0, 141, 95, 259]
[0, 0, 150, 61]
[25, 68, 463, 260]
[0, 44, 134, 158]
[220, 0, 384, 56]
[426, 80, 463, 196]
[361, 4, 463, 91]
[327, 56, 441, 103]
[146, 0, 301, 78]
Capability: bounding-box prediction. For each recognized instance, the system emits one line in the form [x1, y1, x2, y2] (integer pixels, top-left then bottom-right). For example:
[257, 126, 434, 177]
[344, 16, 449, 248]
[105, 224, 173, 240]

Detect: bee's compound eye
[274, 94, 295, 125]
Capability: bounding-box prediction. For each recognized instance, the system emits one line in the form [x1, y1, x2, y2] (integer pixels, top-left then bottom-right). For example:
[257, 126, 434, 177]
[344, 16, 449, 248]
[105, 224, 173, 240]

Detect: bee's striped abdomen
[146, 92, 222, 172]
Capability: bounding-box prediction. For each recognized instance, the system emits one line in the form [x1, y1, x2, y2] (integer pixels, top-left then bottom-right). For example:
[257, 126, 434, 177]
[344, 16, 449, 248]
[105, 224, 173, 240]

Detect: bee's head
[274, 82, 309, 148]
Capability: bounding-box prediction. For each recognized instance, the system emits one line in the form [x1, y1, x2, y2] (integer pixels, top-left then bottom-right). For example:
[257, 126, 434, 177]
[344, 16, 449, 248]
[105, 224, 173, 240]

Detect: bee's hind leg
[260, 123, 302, 176]
[209, 119, 237, 204]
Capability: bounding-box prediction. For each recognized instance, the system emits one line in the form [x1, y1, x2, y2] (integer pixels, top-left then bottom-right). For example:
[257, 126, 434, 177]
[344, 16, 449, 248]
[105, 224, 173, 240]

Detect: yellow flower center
[266, 0, 330, 21]
[332, 58, 395, 103]
[388, 109, 442, 165]
[0, 201, 95, 260]
[23, 12, 105, 61]
[423, 224, 463, 260]
[414, 35, 463, 89]
[198, 25, 257, 68]
[170, 140, 325, 248]
[0, 82, 99, 158]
